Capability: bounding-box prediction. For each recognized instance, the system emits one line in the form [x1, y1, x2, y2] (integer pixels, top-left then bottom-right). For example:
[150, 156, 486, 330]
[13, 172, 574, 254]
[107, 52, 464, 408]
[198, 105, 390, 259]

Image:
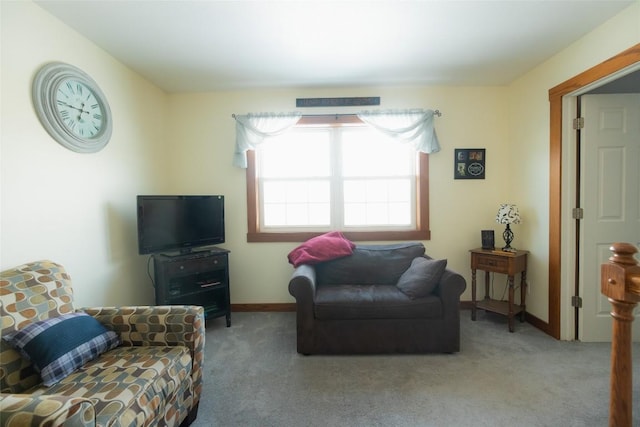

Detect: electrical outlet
[526, 280, 531, 294]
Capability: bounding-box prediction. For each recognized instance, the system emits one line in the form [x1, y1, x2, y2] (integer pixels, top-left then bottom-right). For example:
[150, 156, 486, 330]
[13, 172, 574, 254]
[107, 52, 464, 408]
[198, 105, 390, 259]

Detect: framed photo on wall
[454, 148, 485, 179]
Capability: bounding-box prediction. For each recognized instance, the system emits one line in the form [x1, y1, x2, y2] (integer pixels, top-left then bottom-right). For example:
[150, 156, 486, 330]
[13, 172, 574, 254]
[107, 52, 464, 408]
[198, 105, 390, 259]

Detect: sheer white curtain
[357, 109, 440, 154]
[233, 109, 440, 167]
[233, 112, 302, 168]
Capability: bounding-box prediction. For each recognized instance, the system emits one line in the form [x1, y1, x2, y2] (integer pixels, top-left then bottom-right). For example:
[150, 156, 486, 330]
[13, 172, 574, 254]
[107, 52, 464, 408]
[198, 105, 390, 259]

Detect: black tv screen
[137, 195, 225, 255]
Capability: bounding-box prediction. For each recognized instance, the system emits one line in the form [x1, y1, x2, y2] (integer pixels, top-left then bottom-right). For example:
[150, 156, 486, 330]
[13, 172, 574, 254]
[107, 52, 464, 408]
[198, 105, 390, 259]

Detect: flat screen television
[137, 195, 225, 255]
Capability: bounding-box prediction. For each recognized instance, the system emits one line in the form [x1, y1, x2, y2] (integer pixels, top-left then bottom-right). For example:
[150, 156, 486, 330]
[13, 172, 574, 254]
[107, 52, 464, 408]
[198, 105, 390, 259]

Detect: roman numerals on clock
[55, 79, 104, 138]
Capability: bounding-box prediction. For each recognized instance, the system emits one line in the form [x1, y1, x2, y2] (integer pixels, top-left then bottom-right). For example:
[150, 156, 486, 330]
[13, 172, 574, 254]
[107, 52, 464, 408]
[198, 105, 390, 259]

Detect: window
[246, 116, 431, 242]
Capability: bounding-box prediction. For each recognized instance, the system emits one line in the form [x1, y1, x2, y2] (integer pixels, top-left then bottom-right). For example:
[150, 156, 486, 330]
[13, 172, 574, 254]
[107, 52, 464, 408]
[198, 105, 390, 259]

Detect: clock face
[56, 79, 105, 139]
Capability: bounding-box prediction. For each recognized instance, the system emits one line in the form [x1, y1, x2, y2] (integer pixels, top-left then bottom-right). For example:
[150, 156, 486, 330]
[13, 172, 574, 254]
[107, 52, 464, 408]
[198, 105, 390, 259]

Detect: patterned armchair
[0, 260, 205, 427]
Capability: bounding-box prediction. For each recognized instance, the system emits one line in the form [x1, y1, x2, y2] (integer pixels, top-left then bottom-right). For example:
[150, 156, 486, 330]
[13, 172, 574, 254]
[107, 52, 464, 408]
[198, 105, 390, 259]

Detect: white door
[579, 93, 640, 342]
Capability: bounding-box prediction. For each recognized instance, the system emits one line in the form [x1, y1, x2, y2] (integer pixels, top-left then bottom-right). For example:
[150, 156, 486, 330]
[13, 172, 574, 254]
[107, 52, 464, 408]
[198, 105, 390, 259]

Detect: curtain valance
[233, 112, 302, 168]
[233, 109, 439, 168]
[357, 109, 440, 154]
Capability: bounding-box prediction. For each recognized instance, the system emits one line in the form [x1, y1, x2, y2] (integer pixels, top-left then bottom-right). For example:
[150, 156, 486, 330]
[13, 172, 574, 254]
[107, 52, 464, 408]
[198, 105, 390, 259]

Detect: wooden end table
[470, 248, 529, 332]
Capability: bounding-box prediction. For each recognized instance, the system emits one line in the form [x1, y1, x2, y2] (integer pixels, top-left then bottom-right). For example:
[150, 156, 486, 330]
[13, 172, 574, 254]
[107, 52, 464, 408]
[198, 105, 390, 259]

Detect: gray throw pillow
[396, 257, 447, 299]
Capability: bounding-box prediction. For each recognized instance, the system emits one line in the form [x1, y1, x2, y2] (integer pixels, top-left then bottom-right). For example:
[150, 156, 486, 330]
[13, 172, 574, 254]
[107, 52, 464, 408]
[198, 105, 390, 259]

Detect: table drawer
[474, 254, 509, 272]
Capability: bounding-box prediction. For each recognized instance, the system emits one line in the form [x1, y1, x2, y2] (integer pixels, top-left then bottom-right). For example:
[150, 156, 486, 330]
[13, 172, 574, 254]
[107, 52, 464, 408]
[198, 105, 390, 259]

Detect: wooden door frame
[547, 44, 640, 339]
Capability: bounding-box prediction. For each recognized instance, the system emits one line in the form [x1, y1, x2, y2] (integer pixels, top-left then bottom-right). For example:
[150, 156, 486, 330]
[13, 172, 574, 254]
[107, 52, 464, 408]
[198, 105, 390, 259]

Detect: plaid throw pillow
[2, 312, 120, 386]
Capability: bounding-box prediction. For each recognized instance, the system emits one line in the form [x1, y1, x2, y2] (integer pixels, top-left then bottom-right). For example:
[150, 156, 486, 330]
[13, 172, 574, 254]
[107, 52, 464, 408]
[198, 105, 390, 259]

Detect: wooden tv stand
[153, 248, 231, 326]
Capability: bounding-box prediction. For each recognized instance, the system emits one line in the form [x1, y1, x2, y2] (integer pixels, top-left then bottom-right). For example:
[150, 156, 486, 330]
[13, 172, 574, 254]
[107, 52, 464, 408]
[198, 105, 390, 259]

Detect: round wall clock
[32, 62, 112, 153]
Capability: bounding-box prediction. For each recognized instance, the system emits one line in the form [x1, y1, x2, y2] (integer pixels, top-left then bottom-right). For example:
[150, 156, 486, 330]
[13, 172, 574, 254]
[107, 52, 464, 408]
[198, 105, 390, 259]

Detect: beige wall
[2, 1, 638, 326]
[507, 1, 640, 326]
[0, 1, 169, 307]
[167, 86, 510, 303]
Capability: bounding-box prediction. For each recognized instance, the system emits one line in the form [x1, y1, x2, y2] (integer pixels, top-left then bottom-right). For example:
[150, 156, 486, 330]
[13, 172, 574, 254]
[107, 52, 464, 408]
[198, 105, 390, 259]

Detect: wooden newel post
[601, 242, 640, 427]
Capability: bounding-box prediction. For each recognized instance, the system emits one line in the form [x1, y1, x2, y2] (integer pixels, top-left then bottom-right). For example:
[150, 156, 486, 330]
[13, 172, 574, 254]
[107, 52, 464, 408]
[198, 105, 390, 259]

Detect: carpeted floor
[192, 311, 639, 427]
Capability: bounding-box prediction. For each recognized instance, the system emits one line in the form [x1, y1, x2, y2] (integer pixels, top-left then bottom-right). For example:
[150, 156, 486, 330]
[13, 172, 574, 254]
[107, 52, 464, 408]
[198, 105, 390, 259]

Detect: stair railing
[600, 242, 640, 427]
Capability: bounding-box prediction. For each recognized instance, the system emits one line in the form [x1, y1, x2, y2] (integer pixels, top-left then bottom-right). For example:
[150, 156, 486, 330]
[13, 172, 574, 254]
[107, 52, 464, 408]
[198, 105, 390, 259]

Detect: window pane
[260, 129, 330, 178]
[341, 128, 414, 177]
[286, 204, 309, 226]
[262, 181, 286, 203]
[263, 203, 286, 226]
[343, 180, 366, 203]
[389, 202, 411, 224]
[344, 178, 412, 226]
[309, 203, 331, 225]
[343, 203, 366, 226]
[262, 180, 330, 227]
[284, 181, 309, 203]
[388, 180, 410, 202]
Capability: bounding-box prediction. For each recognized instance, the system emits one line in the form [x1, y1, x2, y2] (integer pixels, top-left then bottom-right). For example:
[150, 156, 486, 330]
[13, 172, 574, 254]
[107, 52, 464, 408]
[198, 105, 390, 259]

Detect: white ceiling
[35, 0, 634, 93]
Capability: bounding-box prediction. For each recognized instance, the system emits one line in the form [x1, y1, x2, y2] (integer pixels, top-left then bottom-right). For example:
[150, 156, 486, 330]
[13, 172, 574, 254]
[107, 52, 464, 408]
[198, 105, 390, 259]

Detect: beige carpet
[192, 311, 639, 427]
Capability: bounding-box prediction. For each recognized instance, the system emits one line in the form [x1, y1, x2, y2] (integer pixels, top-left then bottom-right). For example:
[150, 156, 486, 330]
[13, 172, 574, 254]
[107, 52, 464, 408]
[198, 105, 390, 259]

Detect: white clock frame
[32, 62, 113, 153]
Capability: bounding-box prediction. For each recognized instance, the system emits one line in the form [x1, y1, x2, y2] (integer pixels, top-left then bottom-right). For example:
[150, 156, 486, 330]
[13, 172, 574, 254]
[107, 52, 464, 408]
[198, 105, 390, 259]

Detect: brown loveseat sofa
[0, 260, 204, 427]
[288, 242, 466, 355]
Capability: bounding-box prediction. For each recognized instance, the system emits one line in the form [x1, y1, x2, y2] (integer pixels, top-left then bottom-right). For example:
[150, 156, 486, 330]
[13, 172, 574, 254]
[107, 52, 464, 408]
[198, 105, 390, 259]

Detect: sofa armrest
[80, 305, 205, 405]
[1, 393, 95, 427]
[288, 265, 318, 353]
[436, 269, 467, 316]
[288, 264, 317, 304]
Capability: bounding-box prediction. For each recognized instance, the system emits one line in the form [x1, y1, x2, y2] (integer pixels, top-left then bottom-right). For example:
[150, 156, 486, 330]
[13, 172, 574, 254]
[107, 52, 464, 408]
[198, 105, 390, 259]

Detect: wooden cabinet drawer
[473, 254, 508, 272]
[164, 254, 227, 276]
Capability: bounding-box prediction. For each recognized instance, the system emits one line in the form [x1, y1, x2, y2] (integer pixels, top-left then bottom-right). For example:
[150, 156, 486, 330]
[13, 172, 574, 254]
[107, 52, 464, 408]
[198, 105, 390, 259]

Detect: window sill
[247, 230, 430, 243]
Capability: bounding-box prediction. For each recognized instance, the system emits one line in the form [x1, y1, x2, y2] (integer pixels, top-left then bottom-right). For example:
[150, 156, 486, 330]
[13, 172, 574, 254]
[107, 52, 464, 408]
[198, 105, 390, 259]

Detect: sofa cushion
[396, 257, 447, 299]
[314, 284, 442, 320]
[316, 242, 426, 286]
[1, 260, 79, 394]
[2, 312, 120, 386]
[36, 345, 194, 426]
[288, 231, 356, 267]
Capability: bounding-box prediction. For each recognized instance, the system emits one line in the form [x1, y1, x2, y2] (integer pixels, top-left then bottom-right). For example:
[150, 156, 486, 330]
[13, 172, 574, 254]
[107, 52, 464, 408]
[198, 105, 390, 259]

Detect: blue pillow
[2, 312, 120, 386]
